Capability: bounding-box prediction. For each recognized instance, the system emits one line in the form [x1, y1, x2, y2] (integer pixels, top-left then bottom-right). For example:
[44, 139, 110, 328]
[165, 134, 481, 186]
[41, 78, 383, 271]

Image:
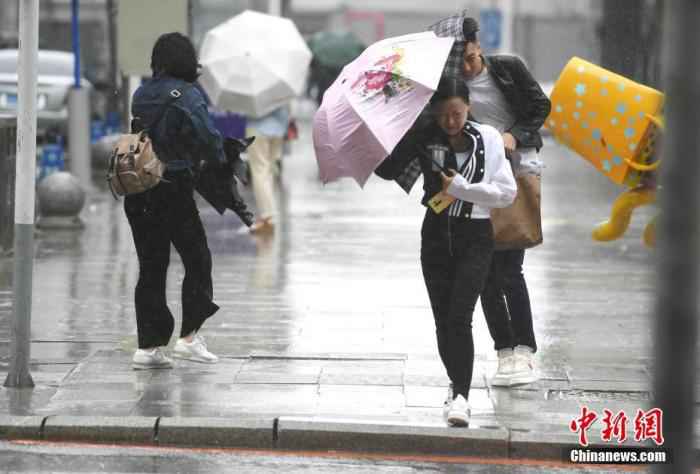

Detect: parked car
[0, 49, 91, 139]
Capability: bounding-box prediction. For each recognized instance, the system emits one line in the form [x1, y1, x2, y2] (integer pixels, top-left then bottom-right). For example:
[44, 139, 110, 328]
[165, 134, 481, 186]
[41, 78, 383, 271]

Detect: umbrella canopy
[308, 31, 365, 69]
[313, 32, 454, 187]
[427, 10, 469, 79]
[199, 10, 312, 118]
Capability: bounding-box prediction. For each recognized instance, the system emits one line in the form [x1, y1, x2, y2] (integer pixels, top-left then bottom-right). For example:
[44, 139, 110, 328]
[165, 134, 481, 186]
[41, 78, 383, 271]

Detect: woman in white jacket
[374, 78, 516, 426]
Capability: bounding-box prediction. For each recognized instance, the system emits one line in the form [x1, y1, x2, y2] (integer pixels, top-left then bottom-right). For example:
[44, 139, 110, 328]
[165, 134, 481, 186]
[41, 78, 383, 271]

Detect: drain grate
[546, 389, 651, 402]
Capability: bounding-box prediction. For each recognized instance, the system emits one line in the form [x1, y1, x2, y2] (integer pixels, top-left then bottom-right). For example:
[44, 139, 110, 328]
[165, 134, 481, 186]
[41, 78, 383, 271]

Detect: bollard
[36, 171, 85, 230]
[90, 133, 120, 171]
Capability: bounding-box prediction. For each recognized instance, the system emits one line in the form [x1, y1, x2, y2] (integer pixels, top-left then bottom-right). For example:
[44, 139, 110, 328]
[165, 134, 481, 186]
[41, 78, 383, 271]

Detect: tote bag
[491, 174, 543, 250]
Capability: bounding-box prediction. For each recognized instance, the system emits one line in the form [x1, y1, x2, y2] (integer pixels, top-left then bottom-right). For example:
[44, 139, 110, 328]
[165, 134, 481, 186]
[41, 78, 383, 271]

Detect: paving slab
[34, 401, 137, 417]
[0, 385, 57, 416]
[234, 359, 321, 384]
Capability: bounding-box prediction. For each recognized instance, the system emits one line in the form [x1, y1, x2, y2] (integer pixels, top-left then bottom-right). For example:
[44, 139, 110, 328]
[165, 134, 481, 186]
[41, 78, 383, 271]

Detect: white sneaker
[442, 384, 453, 420]
[509, 345, 539, 386]
[491, 348, 515, 387]
[446, 394, 471, 427]
[132, 347, 173, 370]
[172, 334, 219, 364]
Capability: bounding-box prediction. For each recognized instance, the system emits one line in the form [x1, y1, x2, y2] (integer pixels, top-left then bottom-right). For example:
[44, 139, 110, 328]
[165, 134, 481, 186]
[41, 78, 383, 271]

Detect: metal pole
[71, 0, 80, 88]
[105, 0, 120, 116]
[500, 0, 514, 54]
[4, 0, 38, 389]
[68, 0, 91, 190]
[188, 0, 194, 38]
[653, 1, 700, 472]
[127, 75, 140, 125]
[268, 0, 281, 16]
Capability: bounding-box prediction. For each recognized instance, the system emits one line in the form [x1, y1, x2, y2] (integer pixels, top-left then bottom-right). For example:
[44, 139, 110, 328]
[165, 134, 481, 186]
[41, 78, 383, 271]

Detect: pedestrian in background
[247, 105, 289, 234]
[127, 32, 222, 369]
[308, 58, 341, 106]
[434, 16, 551, 386]
[375, 79, 516, 426]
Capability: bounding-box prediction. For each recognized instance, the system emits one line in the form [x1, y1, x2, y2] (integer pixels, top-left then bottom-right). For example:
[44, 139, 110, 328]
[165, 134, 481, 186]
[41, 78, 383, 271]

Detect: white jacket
[445, 121, 517, 219]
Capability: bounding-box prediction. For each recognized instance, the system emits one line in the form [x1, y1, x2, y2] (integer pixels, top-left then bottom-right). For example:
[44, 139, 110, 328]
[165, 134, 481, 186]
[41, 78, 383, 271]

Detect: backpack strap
[106, 151, 120, 200]
[142, 85, 192, 133]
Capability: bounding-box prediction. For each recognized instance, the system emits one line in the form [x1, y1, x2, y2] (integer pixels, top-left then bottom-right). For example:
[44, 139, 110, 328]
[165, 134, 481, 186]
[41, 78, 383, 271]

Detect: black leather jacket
[481, 55, 551, 151]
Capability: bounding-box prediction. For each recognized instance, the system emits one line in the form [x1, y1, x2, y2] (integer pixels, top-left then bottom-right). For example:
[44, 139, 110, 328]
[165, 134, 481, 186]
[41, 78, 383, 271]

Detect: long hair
[150, 32, 199, 82]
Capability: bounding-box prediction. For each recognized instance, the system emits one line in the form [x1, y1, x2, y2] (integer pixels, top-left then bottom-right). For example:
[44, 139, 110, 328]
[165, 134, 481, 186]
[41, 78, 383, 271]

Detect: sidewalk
[0, 113, 665, 459]
[0, 347, 657, 458]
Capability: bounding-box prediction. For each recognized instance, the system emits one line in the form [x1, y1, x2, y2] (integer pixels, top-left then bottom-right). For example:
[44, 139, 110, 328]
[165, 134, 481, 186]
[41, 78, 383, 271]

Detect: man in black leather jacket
[436, 16, 551, 388]
[476, 54, 550, 152]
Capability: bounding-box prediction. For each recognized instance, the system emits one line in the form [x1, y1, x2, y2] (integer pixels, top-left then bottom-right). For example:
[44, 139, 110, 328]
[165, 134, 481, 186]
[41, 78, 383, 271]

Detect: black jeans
[480, 249, 537, 352]
[124, 170, 219, 349]
[420, 211, 494, 400]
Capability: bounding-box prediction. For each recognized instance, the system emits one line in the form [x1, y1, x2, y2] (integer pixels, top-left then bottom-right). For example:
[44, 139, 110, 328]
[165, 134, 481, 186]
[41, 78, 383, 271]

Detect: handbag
[491, 173, 543, 250]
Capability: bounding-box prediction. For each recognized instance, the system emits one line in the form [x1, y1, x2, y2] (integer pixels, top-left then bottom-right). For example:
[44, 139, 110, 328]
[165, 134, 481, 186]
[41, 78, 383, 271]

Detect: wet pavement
[0, 100, 665, 458]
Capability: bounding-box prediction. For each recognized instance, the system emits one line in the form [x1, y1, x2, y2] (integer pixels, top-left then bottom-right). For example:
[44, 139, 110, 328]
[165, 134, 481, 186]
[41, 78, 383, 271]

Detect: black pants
[420, 210, 494, 400]
[125, 170, 219, 349]
[480, 249, 537, 352]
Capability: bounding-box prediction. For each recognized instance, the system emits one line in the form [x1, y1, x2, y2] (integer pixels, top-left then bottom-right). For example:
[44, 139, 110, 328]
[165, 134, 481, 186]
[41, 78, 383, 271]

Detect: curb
[510, 429, 585, 460]
[43, 416, 157, 444]
[509, 430, 657, 460]
[276, 416, 509, 457]
[0, 415, 656, 460]
[0, 415, 44, 439]
[157, 417, 274, 449]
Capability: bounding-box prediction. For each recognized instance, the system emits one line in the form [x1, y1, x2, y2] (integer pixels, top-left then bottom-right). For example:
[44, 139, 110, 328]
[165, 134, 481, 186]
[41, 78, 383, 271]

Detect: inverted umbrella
[312, 32, 454, 187]
[427, 10, 469, 79]
[199, 10, 312, 118]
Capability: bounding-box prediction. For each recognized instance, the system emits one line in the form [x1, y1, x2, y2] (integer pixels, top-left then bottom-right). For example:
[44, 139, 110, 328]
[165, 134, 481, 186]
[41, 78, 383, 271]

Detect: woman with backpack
[126, 32, 225, 369]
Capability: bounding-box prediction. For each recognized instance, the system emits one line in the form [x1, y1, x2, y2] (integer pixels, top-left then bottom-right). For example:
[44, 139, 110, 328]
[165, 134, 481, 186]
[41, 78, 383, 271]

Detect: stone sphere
[91, 134, 120, 170]
[37, 171, 86, 217]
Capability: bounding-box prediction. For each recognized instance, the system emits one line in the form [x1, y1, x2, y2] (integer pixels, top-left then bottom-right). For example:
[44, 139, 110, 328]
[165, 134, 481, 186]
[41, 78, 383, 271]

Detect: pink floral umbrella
[313, 32, 454, 187]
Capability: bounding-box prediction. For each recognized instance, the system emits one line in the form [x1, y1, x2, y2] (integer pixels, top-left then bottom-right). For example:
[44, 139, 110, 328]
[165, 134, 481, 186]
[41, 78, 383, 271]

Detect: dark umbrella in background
[307, 31, 365, 105]
[308, 31, 365, 69]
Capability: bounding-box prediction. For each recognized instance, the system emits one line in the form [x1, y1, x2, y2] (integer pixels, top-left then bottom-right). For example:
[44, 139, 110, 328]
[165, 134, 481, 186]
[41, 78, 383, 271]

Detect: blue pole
[71, 0, 80, 88]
